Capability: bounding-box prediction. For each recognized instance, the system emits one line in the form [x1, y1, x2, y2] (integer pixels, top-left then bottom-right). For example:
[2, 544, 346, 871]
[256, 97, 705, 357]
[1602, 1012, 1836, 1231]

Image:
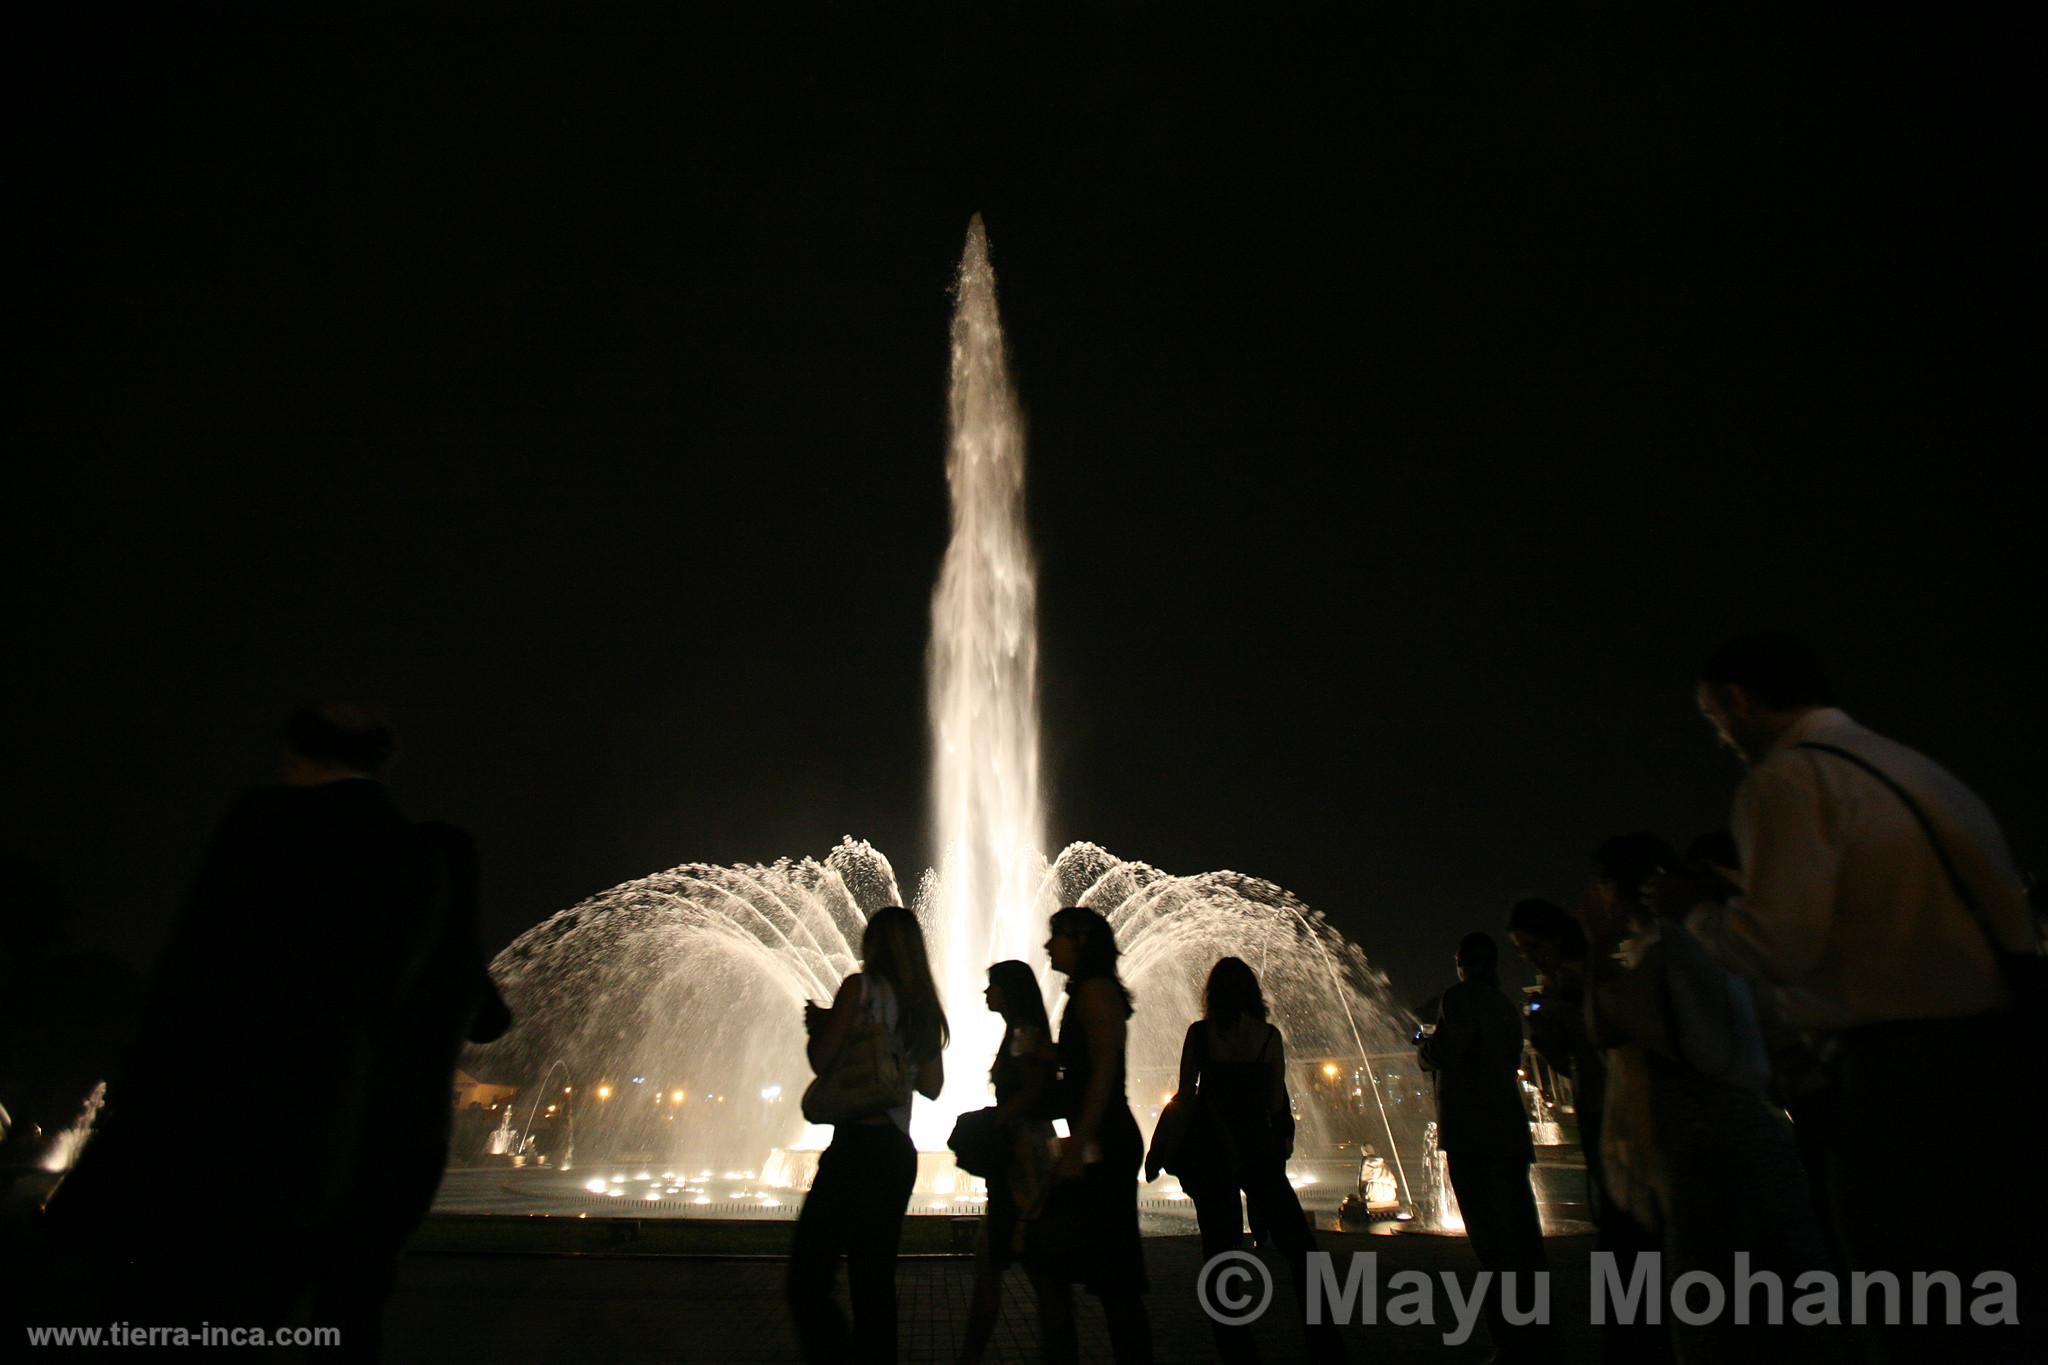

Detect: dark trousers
[1595, 1204, 1674, 1365]
[787, 1122, 918, 1364]
[1445, 1152, 1547, 1356]
[1190, 1165, 1344, 1363]
[1824, 1019, 2046, 1364]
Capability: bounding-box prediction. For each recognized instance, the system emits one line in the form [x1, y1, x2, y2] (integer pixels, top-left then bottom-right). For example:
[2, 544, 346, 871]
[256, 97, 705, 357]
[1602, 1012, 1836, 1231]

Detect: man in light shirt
[1650, 632, 2041, 1359]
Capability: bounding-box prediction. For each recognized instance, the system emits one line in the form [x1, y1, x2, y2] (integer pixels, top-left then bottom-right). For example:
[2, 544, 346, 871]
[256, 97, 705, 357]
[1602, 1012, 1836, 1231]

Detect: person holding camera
[1418, 932, 1547, 1361]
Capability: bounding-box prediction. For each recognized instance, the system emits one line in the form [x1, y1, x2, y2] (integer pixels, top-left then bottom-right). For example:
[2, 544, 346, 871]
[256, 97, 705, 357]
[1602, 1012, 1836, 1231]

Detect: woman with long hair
[787, 905, 948, 1363]
[1177, 956, 1342, 1363]
[1036, 906, 1152, 1364]
[956, 959, 1057, 1365]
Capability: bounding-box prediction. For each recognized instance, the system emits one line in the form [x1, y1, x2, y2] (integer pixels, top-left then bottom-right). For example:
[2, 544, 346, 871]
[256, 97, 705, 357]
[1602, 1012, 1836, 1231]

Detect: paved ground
[385, 1228, 1603, 1363]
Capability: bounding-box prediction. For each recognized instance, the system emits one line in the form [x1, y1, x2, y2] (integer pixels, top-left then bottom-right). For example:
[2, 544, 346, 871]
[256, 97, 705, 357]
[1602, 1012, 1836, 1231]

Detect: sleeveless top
[1056, 991, 1128, 1108]
[1193, 1019, 1287, 1169]
[1055, 982, 1145, 1171]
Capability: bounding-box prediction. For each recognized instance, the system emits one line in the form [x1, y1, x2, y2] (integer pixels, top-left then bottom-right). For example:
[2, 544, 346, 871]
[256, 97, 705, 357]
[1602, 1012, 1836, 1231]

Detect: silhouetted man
[52, 706, 499, 1349]
[313, 813, 509, 1359]
[1504, 899, 1603, 1230]
[1650, 633, 2042, 1360]
[1419, 932, 1547, 1362]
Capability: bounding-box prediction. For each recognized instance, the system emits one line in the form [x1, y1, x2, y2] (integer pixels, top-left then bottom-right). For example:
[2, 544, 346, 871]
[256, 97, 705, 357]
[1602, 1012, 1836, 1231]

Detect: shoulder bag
[800, 980, 911, 1125]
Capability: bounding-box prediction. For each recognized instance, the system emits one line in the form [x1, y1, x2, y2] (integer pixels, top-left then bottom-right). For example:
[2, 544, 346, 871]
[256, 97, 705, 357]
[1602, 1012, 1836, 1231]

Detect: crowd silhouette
[10, 632, 2045, 1363]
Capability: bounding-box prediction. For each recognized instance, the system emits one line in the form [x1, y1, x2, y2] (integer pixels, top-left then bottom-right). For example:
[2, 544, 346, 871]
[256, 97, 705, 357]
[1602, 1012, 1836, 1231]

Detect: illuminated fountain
[38, 1080, 106, 1174]
[461, 217, 1432, 1217]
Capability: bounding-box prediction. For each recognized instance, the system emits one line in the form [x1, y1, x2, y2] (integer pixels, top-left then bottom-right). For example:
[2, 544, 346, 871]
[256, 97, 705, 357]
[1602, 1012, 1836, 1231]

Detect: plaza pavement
[384, 1227, 1602, 1363]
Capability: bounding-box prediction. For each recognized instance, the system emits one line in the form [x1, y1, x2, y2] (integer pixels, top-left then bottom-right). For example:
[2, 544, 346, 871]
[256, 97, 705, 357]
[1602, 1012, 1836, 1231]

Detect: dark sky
[8, 3, 2038, 1008]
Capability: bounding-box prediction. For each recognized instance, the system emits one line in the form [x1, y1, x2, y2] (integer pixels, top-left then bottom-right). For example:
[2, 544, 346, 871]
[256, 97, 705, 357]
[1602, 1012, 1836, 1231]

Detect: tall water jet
[458, 217, 1444, 1220]
[926, 215, 1046, 1119]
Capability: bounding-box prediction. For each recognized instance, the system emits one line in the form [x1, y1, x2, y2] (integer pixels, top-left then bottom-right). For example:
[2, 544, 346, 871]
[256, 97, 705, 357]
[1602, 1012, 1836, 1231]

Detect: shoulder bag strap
[1795, 741, 2005, 957]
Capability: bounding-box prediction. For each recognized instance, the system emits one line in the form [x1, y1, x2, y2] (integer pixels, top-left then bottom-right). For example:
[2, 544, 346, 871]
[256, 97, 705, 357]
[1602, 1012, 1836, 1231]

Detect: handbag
[800, 983, 910, 1124]
[947, 1106, 1008, 1178]
[1798, 742, 2046, 1043]
[1142, 1024, 1249, 1185]
[1144, 1093, 1201, 1182]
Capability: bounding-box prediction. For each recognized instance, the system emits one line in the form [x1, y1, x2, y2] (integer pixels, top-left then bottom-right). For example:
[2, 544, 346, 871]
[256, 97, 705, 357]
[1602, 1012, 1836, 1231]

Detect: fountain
[459, 217, 1433, 1219]
[38, 1080, 106, 1174]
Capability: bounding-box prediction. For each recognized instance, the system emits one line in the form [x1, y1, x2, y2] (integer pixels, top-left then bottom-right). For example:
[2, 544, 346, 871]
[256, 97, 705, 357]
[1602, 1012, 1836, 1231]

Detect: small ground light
[1321, 1063, 1340, 1079]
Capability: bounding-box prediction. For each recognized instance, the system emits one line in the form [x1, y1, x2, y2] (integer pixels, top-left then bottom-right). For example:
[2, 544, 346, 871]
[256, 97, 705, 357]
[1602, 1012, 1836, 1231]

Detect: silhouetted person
[958, 959, 1058, 1365]
[1586, 833, 1831, 1365]
[1504, 898, 1597, 1179]
[787, 905, 947, 1364]
[1648, 633, 2044, 1361]
[1684, 827, 1837, 1268]
[1176, 956, 1342, 1364]
[48, 706, 459, 1335]
[1036, 906, 1152, 1365]
[1418, 931, 1547, 1362]
[311, 816, 510, 1358]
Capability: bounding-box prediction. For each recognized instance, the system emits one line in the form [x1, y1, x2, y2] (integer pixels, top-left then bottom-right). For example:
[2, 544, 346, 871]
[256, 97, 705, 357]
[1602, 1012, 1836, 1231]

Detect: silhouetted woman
[1036, 906, 1152, 1364]
[1177, 956, 1342, 1363]
[787, 905, 947, 1364]
[957, 959, 1058, 1365]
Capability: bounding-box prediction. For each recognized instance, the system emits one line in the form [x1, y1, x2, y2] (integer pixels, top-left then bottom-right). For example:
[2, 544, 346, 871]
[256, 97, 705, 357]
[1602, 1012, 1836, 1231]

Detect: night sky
[9, 4, 2038, 1012]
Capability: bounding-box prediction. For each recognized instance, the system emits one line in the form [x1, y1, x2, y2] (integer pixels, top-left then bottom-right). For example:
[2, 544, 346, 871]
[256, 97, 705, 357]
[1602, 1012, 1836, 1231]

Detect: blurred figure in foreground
[313, 813, 510, 1358]
[1586, 832, 1830, 1365]
[1651, 633, 2044, 1360]
[50, 705, 485, 1349]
